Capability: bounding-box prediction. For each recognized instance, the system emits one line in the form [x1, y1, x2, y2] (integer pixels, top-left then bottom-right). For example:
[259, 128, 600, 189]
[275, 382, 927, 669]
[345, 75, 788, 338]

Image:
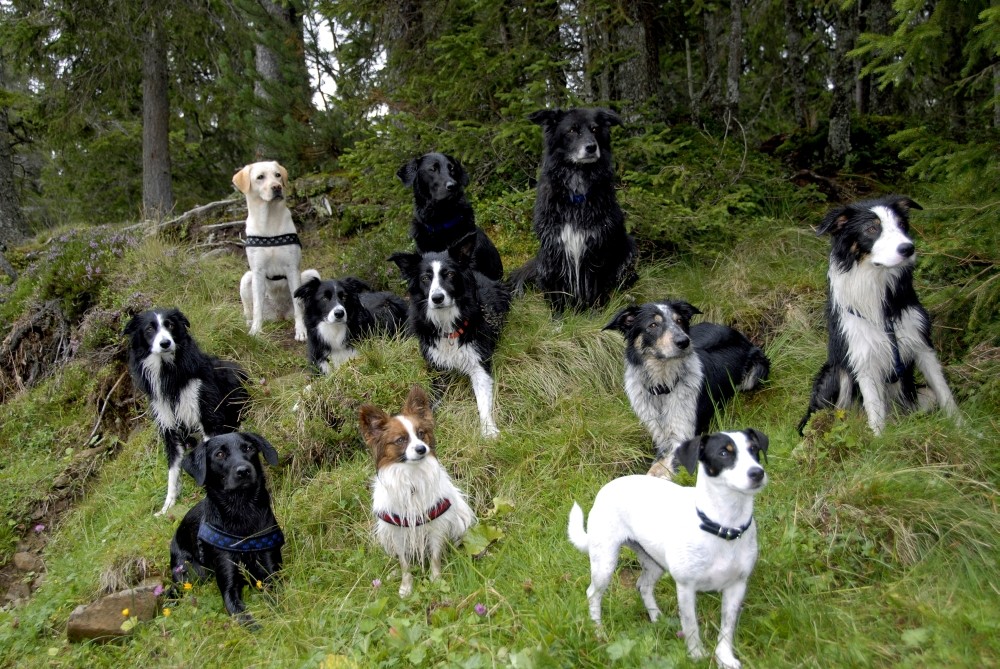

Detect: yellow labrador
[232, 160, 315, 341]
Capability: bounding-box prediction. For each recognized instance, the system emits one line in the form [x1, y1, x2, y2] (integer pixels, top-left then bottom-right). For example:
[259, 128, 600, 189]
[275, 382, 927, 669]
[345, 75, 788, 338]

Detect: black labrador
[169, 432, 283, 627]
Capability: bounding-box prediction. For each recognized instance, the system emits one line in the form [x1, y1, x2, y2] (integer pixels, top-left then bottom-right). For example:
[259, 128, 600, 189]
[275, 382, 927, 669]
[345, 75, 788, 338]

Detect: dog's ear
[397, 158, 420, 188]
[388, 251, 421, 279]
[293, 276, 321, 300]
[596, 108, 623, 128]
[528, 109, 564, 129]
[244, 432, 280, 466]
[358, 404, 389, 454]
[744, 428, 769, 463]
[163, 308, 190, 330]
[341, 277, 374, 295]
[449, 156, 470, 187]
[232, 165, 252, 194]
[123, 313, 142, 337]
[181, 442, 208, 487]
[891, 195, 922, 213]
[277, 163, 290, 195]
[673, 300, 702, 322]
[603, 306, 640, 334]
[675, 435, 707, 475]
[403, 385, 434, 424]
[448, 232, 478, 266]
[816, 205, 853, 236]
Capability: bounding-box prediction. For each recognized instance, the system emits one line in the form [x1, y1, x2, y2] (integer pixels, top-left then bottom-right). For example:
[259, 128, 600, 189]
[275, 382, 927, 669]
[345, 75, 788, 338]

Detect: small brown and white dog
[232, 160, 315, 341]
[359, 385, 476, 597]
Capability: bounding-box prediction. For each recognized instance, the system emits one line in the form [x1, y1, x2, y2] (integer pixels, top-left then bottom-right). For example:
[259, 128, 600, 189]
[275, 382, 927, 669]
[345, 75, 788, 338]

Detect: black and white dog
[397, 152, 503, 281]
[389, 232, 512, 438]
[568, 429, 768, 669]
[511, 107, 637, 312]
[604, 300, 769, 477]
[293, 275, 408, 374]
[799, 195, 958, 434]
[124, 308, 249, 515]
[169, 432, 283, 627]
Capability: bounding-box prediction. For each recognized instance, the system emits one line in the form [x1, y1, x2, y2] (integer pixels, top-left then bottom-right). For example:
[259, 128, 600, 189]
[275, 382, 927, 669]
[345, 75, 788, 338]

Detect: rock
[4, 582, 30, 604]
[12, 552, 43, 573]
[66, 587, 161, 643]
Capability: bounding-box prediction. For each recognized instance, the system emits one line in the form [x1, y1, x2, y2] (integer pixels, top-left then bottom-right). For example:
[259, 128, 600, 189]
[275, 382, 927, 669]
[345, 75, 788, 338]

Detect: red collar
[446, 320, 469, 339]
[377, 498, 452, 527]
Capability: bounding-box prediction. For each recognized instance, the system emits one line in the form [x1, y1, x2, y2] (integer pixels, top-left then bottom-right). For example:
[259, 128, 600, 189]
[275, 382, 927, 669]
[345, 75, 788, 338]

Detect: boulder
[66, 585, 161, 643]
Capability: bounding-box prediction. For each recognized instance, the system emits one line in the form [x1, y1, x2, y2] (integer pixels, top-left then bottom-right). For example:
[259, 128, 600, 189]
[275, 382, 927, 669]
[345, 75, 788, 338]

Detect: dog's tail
[507, 257, 538, 297]
[741, 346, 771, 391]
[567, 502, 590, 554]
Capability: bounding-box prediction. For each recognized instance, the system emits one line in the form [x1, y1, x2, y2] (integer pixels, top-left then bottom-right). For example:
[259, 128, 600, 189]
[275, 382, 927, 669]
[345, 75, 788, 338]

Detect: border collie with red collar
[293, 275, 407, 374]
[124, 308, 249, 515]
[389, 232, 511, 438]
[798, 195, 959, 435]
[510, 107, 637, 312]
[398, 152, 503, 281]
[604, 300, 769, 478]
[359, 385, 476, 597]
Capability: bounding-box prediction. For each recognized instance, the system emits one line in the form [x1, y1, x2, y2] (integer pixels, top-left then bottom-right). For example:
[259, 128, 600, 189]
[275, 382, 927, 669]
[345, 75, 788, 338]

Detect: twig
[88, 371, 127, 443]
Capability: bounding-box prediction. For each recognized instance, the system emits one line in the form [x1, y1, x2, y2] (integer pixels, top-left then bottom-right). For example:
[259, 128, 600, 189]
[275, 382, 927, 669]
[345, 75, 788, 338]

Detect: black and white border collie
[604, 300, 769, 477]
[799, 195, 958, 434]
[389, 232, 512, 438]
[397, 152, 503, 281]
[124, 308, 249, 515]
[293, 275, 408, 374]
[511, 107, 637, 312]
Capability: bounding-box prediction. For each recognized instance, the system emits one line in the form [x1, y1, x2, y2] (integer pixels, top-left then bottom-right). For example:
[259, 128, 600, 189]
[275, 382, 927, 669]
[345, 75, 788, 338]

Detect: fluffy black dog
[169, 432, 283, 627]
[397, 152, 503, 281]
[293, 275, 408, 374]
[124, 308, 249, 515]
[511, 107, 637, 312]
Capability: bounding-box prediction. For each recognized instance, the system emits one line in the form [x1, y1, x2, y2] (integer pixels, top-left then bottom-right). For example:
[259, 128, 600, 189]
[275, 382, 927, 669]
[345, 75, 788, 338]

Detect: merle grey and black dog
[169, 432, 283, 628]
[397, 152, 503, 281]
[511, 107, 637, 312]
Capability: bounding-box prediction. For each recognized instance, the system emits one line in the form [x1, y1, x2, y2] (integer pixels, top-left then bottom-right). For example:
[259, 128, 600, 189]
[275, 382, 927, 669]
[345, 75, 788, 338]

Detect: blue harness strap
[197, 522, 285, 552]
[244, 233, 301, 248]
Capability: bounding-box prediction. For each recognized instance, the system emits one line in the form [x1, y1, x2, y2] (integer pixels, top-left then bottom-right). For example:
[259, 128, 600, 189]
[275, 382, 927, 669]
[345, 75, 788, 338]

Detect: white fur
[868, 206, 914, 268]
[623, 354, 702, 460]
[560, 224, 587, 299]
[568, 431, 766, 669]
[234, 160, 314, 341]
[316, 319, 357, 372]
[372, 416, 476, 597]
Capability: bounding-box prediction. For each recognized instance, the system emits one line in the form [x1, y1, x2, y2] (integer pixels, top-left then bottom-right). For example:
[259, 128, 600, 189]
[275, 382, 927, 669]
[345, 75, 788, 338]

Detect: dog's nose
[333, 307, 346, 320]
[431, 292, 445, 305]
[159, 339, 172, 350]
[675, 335, 690, 350]
[235, 465, 251, 479]
[897, 242, 915, 258]
[747, 467, 765, 483]
[445, 180, 456, 192]
[585, 143, 597, 155]
[414, 444, 427, 455]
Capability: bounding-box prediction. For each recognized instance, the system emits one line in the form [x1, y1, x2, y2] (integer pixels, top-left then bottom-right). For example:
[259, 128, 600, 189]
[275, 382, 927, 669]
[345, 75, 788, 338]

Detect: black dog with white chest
[398, 152, 503, 281]
[389, 232, 512, 438]
[293, 275, 408, 374]
[169, 432, 283, 627]
[604, 300, 770, 477]
[798, 195, 958, 435]
[511, 107, 637, 312]
[124, 308, 249, 516]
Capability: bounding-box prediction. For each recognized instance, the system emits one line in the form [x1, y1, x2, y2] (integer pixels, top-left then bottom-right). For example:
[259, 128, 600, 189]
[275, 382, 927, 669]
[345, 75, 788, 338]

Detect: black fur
[675, 429, 769, 477]
[293, 275, 407, 372]
[511, 107, 637, 312]
[798, 195, 942, 434]
[169, 432, 282, 627]
[389, 232, 511, 376]
[124, 308, 249, 502]
[397, 152, 503, 281]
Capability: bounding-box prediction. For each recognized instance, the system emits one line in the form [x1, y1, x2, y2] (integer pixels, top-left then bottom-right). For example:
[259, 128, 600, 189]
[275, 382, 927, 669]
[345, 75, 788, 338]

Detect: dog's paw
[714, 649, 741, 669]
[686, 644, 708, 661]
[249, 323, 263, 336]
[398, 573, 414, 598]
[481, 425, 500, 440]
[294, 326, 307, 342]
[646, 459, 675, 480]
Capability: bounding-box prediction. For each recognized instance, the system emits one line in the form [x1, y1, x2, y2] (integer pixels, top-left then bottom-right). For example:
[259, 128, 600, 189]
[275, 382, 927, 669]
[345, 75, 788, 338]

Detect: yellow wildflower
[256, 580, 263, 589]
[162, 608, 171, 617]
[121, 608, 129, 617]
[183, 582, 192, 591]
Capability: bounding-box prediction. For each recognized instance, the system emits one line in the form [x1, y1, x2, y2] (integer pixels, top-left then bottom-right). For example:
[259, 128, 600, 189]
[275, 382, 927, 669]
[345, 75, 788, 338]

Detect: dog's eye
[323, 290, 332, 300]
[256, 174, 264, 180]
[647, 322, 659, 331]
[568, 125, 578, 135]
[445, 270, 456, 280]
[214, 450, 225, 459]
[430, 163, 438, 172]
[590, 125, 598, 133]
[866, 224, 880, 235]
[241, 443, 252, 453]
[396, 436, 407, 445]
[416, 429, 426, 439]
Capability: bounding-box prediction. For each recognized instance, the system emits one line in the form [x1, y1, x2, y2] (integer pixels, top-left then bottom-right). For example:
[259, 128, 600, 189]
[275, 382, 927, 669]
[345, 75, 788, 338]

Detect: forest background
[0, 1, 998, 667]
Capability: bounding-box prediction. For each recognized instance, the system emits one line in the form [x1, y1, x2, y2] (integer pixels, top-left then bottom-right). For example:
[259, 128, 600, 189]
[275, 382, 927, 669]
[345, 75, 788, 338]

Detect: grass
[0, 187, 998, 668]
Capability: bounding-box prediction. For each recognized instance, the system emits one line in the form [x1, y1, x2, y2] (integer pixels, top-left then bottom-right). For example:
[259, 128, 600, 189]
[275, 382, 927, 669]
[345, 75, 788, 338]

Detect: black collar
[844, 306, 907, 383]
[197, 522, 285, 552]
[244, 233, 301, 248]
[648, 383, 672, 396]
[696, 508, 753, 541]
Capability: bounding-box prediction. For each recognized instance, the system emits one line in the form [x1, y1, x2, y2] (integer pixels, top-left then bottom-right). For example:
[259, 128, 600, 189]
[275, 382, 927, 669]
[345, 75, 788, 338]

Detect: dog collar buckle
[696, 508, 753, 541]
[378, 498, 452, 527]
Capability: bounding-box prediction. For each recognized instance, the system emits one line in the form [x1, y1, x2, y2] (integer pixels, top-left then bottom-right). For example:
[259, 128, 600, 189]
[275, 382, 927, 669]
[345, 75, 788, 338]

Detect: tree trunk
[610, 0, 661, 117]
[0, 55, 27, 246]
[695, 8, 723, 120]
[783, 0, 807, 128]
[827, 5, 856, 167]
[725, 0, 744, 121]
[141, 4, 174, 221]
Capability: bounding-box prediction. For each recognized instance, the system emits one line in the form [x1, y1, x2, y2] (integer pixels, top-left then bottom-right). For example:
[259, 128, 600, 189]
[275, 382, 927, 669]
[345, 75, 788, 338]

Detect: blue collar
[844, 306, 907, 383]
[197, 522, 285, 552]
[696, 509, 753, 541]
[422, 215, 465, 232]
[569, 193, 587, 205]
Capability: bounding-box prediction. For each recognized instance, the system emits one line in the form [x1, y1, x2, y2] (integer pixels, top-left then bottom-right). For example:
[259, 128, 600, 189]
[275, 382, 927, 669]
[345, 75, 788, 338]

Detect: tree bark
[725, 0, 744, 121]
[141, 4, 174, 221]
[0, 54, 27, 246]
[827, 5, 856, 167]
[783, 0, 807, 128]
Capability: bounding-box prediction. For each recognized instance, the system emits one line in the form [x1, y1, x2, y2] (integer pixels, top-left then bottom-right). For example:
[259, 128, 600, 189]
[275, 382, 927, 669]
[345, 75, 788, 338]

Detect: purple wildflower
[474, 603, 487, 617]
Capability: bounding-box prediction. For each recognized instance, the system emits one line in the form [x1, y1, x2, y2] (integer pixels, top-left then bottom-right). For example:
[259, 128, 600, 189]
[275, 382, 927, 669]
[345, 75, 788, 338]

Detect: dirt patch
[0, 300, 72, 402]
